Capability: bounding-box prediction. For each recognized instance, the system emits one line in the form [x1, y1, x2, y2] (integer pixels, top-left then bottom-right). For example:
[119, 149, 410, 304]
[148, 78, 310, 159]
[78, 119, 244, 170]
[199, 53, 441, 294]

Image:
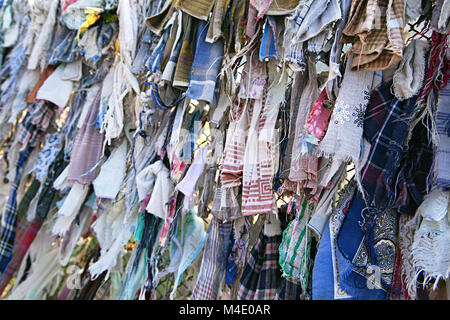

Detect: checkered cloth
[191, 218, 233, 300]
[0, 149, 70, 290]
[0, 148, 66, 284]
[0, 146, 33, 273]
[0, 216, 43, 294]
[0, 179, 40, 293]
[237, 231, 282, 300]
[275, 277, 302, 300]
[67, 89, 103, 184]
[0, 150, 68, 284]
[361, 80, 417, 211]
[17, 101, 54, 151]
[186, 21, 224, 104]
[341, 0, 405, 71]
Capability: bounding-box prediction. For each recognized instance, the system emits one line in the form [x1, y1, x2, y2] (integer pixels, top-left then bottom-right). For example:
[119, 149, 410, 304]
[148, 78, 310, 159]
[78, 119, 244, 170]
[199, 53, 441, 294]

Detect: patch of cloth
[341, 0, 405, 71]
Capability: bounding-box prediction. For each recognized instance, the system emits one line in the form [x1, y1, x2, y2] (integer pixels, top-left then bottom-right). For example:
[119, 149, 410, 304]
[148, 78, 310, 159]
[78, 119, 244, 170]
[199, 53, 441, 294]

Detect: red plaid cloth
[0, 216, 44, 295]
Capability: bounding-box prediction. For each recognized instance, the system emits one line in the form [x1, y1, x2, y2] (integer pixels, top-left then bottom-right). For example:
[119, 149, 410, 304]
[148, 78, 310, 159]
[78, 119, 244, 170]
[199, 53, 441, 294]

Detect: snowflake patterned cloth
[317, 54, 380, 164]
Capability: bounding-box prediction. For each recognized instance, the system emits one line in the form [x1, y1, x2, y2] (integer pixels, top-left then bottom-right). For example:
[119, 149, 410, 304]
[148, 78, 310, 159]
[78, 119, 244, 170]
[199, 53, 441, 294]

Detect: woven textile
[434, 81, 450, 188]
[206, 0, 231, 43]
[278, 199, 314, 293]
[238, 230, 282, 300]
[191, 218, 233, 300]
[317, 54, 376, 164]
[67, 88, 104, 184]
[360, 81, 417, 211]
[341, 0, 405, 71]
[172, 14, 197, 89]
[17, 101, 54, 152]
[178, 0, 215, 21]
[392, 39, 429, 101]
[0, 147, 32, 273]
[241, 69, 286, 216]
[285, 58, 320, 197]
[186, 21, 224, 104]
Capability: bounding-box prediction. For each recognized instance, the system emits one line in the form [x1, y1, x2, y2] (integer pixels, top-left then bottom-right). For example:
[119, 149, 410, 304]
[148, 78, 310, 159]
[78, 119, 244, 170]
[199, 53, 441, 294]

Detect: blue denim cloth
[312, 215, 355, 300]
[83, 22, 116, 67]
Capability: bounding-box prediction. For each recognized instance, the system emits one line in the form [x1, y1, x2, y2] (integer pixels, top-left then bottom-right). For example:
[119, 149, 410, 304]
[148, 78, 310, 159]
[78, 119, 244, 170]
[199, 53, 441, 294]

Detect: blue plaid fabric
[0, 146, 33, 273]
[186, 21, 224, 105]
[361, 81, 417, 212]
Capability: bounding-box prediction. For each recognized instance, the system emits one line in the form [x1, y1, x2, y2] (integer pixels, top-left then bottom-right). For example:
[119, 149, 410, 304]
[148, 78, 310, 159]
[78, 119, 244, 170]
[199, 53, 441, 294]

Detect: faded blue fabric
[0, 42, 28, 110]
[312, 217, 355, 300]
[185, 21, 224, 105]
[80, 22, 116, 67]
[131, 28, 154, 75]
[312, 216, 338, 300]
[81, 57, 112, 88]
[147, 29, 169, 74]
[434, 81, 450, 188]
[48, 27, 80, 65]
[312, 182, 357, 300]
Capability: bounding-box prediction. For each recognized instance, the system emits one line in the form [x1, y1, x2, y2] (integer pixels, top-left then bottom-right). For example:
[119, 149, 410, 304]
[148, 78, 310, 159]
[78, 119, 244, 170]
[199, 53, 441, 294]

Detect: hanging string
[418, 31, 450, 103]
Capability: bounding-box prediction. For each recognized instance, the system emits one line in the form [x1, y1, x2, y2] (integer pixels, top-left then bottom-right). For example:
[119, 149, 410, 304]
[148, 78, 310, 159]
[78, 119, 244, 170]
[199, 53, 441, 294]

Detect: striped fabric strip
[191, 218, 233, 300]
[278, 199, 314, 292]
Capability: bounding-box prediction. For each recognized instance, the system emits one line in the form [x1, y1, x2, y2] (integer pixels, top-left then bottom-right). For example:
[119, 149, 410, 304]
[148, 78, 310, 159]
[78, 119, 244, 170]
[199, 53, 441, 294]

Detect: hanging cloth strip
[67, 88, 104, 184]
[0, 146, 33, 273]
[341, 0, 405, 71]
[238, 213, 283, 300]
